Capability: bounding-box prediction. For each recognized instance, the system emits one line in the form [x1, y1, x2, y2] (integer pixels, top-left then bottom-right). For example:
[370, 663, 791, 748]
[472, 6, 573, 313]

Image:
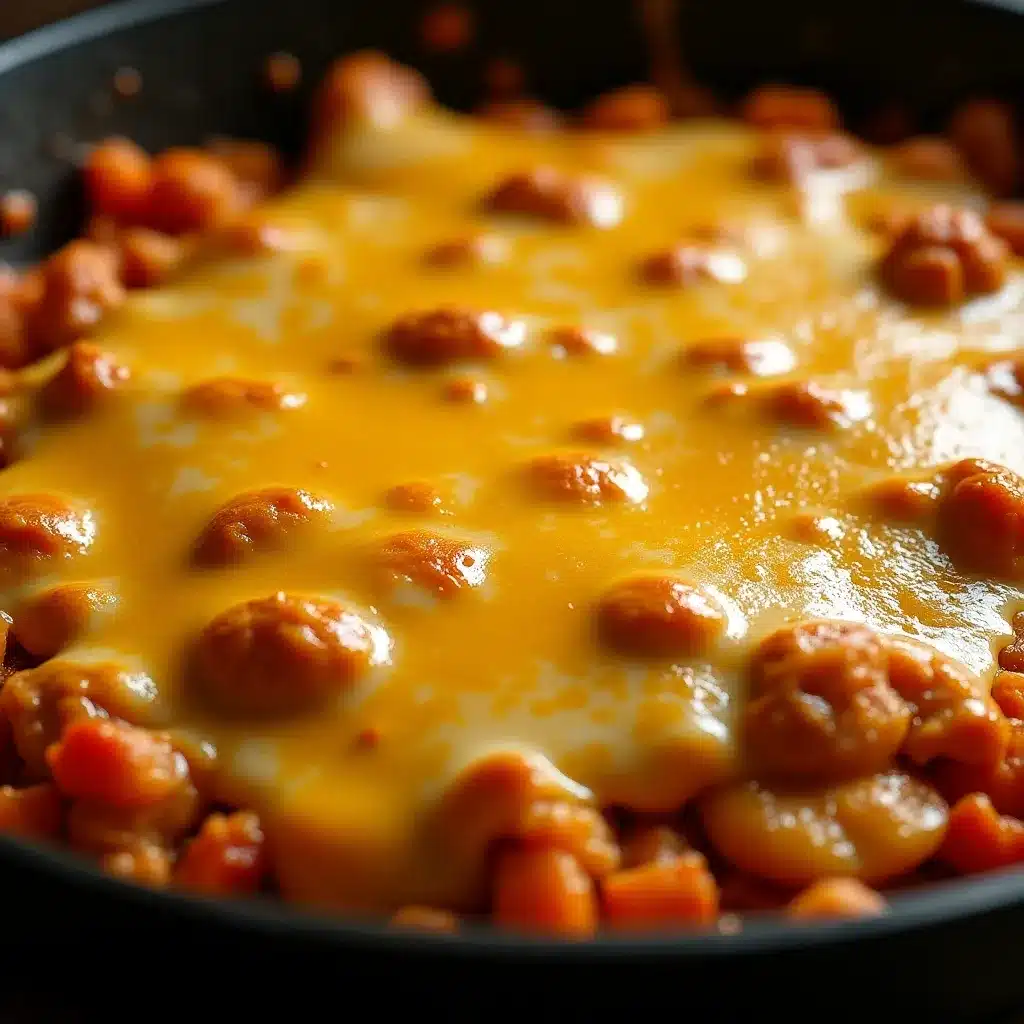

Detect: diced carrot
[602, 850, 718, 930]
[939, 793, 1024, 874]
[493, 845, 597, 938]
[174, 810, 266, 896]
[47, 720, 186, 809]
[786, 877, 887, 920]
[0, 784, 63, 839]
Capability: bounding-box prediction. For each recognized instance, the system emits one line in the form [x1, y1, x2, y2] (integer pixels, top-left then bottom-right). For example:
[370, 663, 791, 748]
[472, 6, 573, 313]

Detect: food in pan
[0, 42, 1022, 937]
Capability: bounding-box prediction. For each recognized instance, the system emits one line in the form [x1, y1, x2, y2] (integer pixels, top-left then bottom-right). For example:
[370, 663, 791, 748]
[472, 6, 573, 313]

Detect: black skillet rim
[1, 0, 1024, 958]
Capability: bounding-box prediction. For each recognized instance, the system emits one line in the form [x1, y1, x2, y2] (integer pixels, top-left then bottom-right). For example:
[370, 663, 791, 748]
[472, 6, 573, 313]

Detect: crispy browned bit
[420, 4, 474, 53]
[265, 52, 302, 93]
[0, 191, 36, 238]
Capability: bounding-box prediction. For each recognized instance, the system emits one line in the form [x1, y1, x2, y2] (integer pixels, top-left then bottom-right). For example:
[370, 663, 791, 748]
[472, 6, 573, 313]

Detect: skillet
[0, 1, 1022, 1018]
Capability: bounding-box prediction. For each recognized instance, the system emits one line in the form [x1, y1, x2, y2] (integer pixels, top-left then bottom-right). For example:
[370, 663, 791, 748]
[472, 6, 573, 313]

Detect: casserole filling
[0, 50, 1022, 933]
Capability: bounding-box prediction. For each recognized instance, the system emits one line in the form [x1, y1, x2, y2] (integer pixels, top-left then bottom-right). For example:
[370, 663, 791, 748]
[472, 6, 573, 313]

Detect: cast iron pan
[0, 1, 1023, 1019]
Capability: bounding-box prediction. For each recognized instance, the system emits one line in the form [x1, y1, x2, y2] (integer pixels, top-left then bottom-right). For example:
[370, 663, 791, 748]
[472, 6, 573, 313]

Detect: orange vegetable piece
[786, 877, 887, 920]
[147, 148, 241, 234]
[602, 851, 719, 930]
[47, 719, 186, 809]
[992, 672, 1024, 720]
[493, 845, 598, 938]
[175, 810, 266, 895]
[939, 793, 1024, 874]
[84, 138, 154, 223]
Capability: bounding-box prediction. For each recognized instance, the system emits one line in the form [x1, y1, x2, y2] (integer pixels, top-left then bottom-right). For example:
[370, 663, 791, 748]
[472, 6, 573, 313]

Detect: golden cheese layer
[4, 104, 1023, 912]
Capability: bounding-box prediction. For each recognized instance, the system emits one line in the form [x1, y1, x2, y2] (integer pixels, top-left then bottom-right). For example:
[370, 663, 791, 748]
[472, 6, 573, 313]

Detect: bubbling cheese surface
[5, 104, 1023, 911]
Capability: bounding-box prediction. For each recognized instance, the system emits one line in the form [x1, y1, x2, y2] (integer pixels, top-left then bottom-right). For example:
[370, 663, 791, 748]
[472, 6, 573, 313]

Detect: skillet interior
[0, 0, 1022, 1017]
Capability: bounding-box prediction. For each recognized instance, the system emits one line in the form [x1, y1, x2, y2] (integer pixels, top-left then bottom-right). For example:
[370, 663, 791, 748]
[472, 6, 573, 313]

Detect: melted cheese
[4, 106, 1023, 912]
